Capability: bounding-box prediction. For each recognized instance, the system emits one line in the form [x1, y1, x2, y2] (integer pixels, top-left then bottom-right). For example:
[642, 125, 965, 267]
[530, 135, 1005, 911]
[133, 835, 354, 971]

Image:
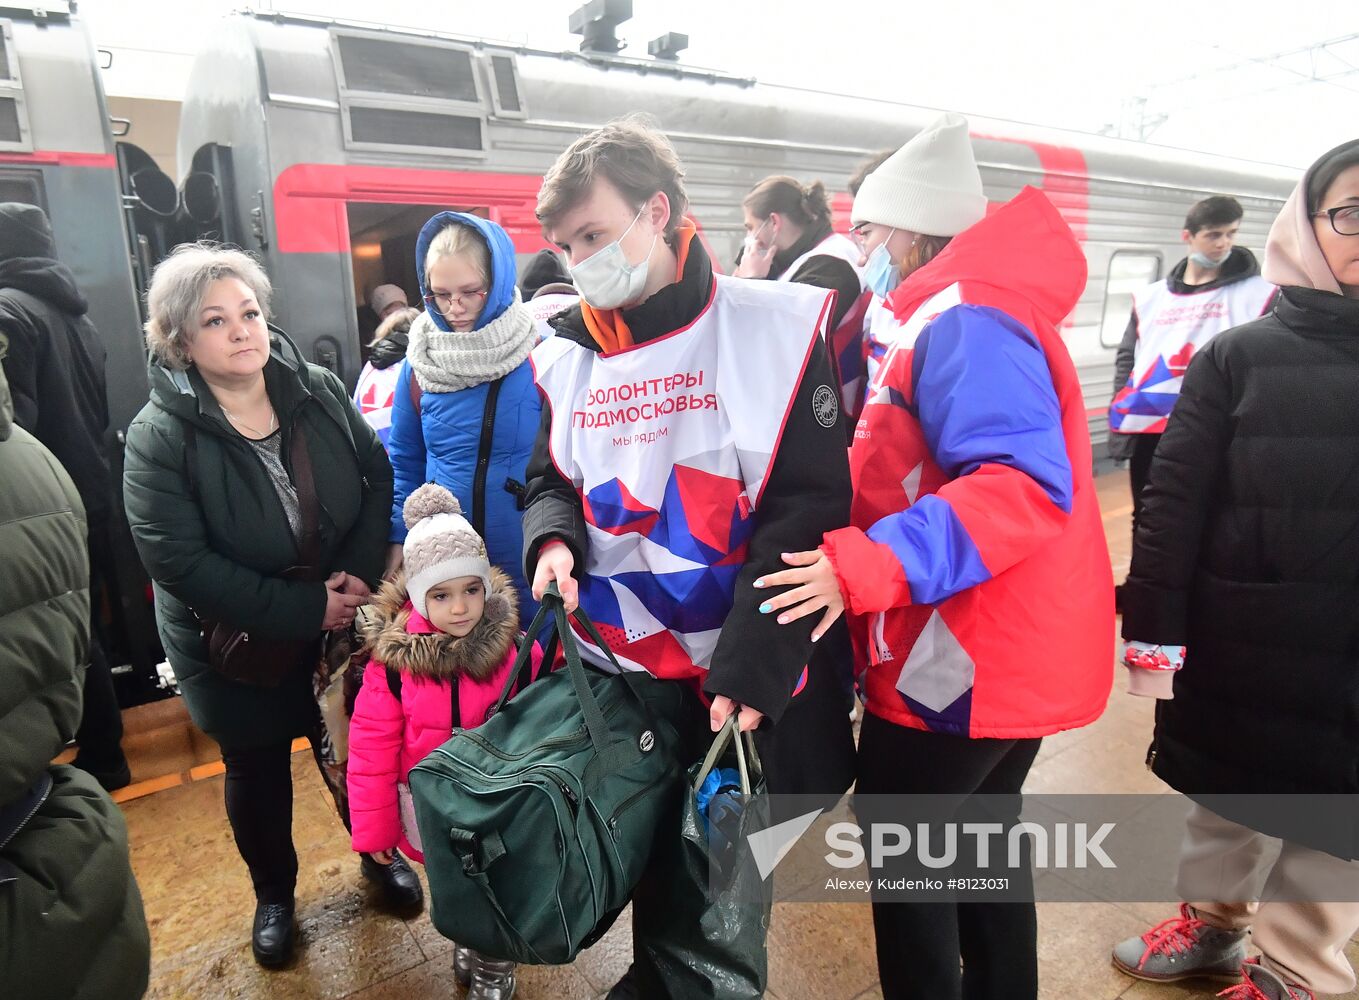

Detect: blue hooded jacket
[387, 212, 542, 624]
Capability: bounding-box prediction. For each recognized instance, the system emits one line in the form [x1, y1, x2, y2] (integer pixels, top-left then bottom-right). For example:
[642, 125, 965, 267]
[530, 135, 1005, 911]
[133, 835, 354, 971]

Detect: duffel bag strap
[493, 593, 558, 714]
[491, 585, 613, 753]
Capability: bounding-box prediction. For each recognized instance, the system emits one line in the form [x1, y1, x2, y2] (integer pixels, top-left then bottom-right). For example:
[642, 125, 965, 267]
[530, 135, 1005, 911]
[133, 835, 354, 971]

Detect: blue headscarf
[414, 211, 518, 333]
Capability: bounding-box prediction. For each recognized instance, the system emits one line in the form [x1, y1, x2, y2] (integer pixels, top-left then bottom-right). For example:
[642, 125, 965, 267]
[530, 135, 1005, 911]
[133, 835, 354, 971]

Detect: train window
[0, 169, 44, 211]
[1099, 251, 1161, 349]
[344, 104, 486, 154]
[334, 34, 479, 104]
[0, 95, 23, 147]
[488, 55, 524, 116]
[0, 22, 25, 152]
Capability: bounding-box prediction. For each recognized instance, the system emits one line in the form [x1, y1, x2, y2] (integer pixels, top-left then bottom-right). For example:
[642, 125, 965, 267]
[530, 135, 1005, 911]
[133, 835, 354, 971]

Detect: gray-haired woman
[121, 243, 414, 967]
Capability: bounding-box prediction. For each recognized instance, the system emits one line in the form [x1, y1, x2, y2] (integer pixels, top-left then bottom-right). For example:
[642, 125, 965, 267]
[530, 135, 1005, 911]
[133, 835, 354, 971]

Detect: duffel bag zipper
[0, 777, 52, 852]
[419, 752, 581, 819]
[607, 784, 651, 834]
[460, 728, 588, 762]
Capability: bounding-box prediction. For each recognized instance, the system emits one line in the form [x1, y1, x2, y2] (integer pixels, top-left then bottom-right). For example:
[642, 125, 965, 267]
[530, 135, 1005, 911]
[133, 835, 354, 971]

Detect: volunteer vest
[776, 232, 864, 282]
[531, 275, 834, 680]
[1110, 276, 1274, 434]
[527, 292, 577, 342]
[777, 232, 871, 421]
[354, 362, 402, 446]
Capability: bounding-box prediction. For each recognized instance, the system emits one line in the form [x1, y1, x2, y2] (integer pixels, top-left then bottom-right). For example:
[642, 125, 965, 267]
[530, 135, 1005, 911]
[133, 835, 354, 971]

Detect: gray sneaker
[1217, 960, 1316, 1000]
[1112, 904, 1247, 983]
[467, 952, 517, 1000]
[452, 945, 473, 987]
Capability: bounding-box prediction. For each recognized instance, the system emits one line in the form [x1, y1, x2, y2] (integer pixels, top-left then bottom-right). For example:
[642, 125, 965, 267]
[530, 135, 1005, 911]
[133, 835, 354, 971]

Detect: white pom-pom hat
[402, 483, 492, 618]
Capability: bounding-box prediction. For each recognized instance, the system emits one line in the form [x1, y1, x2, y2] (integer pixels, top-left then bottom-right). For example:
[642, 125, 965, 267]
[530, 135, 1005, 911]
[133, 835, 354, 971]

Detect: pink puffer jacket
[347, 568, 542, 862]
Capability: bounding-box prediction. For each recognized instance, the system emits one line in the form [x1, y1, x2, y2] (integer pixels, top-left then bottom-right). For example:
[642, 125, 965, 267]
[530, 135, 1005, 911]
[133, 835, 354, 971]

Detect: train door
[180, 143, 245, 247]
[114, 141, 179, 307]
[347, 201, 489, 353]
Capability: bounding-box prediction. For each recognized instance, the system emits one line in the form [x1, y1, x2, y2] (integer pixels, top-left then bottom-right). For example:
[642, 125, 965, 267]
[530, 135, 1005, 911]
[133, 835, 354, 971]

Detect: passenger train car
[0, 2, 1299, 700]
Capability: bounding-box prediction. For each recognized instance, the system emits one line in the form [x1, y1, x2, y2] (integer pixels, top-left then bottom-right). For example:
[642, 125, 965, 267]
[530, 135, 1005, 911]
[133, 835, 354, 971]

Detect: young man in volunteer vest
[524, 116, 855, 999]
[1109, 196, 1276, 533]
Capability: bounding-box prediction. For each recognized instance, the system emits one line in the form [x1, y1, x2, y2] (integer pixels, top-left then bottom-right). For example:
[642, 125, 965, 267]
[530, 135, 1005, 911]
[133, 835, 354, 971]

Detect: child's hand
[368, 849, 395, 865]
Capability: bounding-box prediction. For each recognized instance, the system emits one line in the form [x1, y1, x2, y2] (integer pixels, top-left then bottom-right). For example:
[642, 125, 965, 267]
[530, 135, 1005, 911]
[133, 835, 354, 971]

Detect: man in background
[0, 202, 130, 790]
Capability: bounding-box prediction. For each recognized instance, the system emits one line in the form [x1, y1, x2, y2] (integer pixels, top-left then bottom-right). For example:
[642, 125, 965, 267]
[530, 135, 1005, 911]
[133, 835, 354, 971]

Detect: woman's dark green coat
[123, 333, 393, 749]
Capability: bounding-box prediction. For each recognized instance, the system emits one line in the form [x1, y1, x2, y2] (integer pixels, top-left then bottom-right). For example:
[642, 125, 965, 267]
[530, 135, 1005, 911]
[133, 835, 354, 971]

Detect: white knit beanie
[402, 484, 492, 618]
[851, 112, 987, 236]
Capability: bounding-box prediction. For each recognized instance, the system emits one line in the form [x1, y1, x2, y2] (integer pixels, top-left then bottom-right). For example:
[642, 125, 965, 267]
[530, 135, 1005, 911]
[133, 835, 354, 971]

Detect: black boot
[71, 753, 131, 792]
[360, 851, 424, 910]
[251, 900, 296, 967]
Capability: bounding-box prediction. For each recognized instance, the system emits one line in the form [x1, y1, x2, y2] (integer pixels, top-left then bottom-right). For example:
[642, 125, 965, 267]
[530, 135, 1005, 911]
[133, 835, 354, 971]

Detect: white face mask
[569, 208, 657, 310]
[743, 218, 773, 259]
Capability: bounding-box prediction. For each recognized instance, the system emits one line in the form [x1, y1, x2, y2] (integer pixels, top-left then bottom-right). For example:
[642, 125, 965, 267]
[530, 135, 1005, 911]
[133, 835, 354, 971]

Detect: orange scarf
[580, 219, 697, 355]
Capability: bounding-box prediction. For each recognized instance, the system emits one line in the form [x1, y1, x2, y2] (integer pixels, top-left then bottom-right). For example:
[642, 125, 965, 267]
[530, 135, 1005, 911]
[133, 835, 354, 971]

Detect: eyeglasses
[848, 222, 879, 250]
[424, 289, 488, 313]
[1312, 205, 1359, 237]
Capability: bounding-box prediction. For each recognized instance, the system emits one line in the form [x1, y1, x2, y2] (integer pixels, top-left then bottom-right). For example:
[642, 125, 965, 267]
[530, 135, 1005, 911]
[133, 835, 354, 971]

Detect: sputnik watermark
[824, 820, 1117, 871]
[721, 794, 1359, 904]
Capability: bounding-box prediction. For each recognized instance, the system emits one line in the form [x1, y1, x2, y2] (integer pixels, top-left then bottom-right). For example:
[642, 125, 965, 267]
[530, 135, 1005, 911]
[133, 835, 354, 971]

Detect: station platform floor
[104, 469, 1359, 999]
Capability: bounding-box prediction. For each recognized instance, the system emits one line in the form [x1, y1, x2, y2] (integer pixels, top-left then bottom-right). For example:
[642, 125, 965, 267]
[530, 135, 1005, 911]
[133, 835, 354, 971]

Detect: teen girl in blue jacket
[386, 212, 541, 622]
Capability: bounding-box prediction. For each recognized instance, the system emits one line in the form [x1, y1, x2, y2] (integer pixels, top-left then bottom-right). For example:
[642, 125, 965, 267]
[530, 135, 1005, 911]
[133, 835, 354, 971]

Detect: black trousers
[855, 713, 1042, 1000]
[1127, 432, 1162, 539]
[75, 526, 126, 769]
[221, 725, 352, 905]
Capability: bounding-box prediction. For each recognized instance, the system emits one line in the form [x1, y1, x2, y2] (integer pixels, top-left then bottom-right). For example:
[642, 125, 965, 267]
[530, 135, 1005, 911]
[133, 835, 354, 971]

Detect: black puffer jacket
[1122, 286, 1359, 854]
[0, 203, 111, 524]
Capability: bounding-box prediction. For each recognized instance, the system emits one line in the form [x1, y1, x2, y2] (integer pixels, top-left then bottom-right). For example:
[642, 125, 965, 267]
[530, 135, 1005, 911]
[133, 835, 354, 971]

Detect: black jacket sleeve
[787, 255, 862, 331]
[0, 302, 42, 432]
[703, 335, 852, 724]
[1112, 308, 1138, 402]
[521, 398, 588, 582]
[1119, 344, 1232, 645]
[1107, 309, 1139, 460]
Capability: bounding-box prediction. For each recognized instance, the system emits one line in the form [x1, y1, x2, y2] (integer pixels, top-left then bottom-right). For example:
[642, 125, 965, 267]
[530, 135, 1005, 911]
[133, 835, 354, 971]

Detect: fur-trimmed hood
[364, 566, 519, 682]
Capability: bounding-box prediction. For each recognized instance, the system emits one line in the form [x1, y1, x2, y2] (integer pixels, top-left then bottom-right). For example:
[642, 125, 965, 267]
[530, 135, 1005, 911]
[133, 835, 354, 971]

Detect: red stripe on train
[272, 164, 550, 254]
[0, 150, 117, 168]
[829, 135, 1090, 244]
[271, 163, 726, 270]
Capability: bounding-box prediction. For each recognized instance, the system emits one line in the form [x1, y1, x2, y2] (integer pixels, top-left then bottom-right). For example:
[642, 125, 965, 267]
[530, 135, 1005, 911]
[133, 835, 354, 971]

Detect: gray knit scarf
[406, 290, 537, 392]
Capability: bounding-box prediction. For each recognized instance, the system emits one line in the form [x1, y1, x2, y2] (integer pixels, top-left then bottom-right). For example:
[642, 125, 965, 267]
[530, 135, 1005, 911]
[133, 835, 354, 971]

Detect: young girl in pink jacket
[348, 482, 541, 999]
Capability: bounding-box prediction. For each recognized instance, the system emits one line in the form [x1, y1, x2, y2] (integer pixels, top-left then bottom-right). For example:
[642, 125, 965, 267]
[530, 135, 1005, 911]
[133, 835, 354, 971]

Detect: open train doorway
[346, 201, 489, 357]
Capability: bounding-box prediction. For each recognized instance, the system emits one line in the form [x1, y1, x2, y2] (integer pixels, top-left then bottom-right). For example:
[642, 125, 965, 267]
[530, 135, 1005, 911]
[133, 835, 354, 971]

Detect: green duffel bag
[409, 584, 686, 964]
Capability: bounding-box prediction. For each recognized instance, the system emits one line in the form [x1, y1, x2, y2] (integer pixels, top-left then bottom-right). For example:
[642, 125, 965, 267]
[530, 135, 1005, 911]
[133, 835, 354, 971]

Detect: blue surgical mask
[1189, 250, 1228, 269]
[864, 233, 900, 298]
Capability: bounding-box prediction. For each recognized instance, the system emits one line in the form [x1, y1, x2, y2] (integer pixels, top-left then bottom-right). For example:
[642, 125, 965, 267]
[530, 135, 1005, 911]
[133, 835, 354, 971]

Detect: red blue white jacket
[821, 187, 1114, 739]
